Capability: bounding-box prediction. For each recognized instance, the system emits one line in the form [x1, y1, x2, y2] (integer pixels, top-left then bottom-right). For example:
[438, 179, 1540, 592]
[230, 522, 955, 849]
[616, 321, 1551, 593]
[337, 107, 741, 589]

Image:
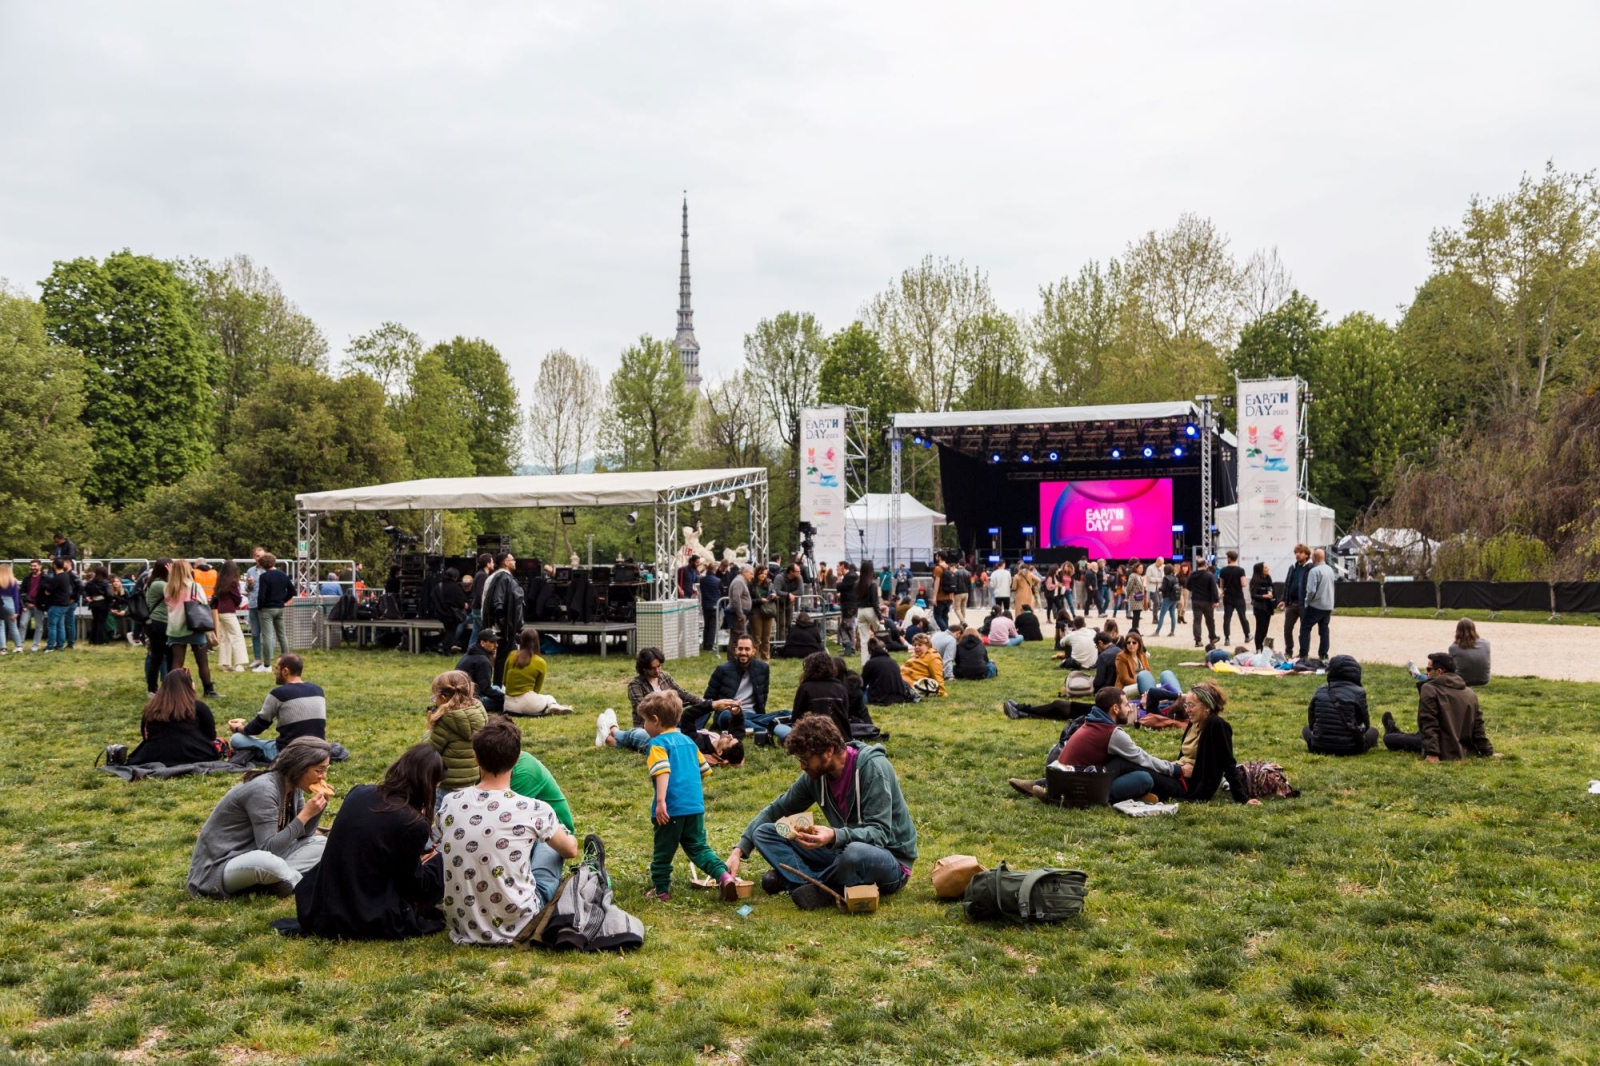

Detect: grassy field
[1334, 608, 1600, 627]
[2, 637, 1599, 1066]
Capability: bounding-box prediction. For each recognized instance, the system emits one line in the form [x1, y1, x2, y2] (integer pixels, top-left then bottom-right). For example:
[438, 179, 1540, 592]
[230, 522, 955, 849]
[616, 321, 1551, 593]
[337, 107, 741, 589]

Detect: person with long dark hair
[142, 559, 172, 696]
[1249, 562, 1276, 653]
[187, 737, 332, 897]
[854, 560, 881, 667]
[128, 668, 220, 765]
[211, 560, 249, 672]
[296, 744, 447, 939]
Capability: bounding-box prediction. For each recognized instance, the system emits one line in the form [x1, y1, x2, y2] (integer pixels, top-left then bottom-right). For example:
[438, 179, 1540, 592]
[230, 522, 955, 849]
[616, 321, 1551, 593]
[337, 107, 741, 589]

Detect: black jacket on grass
[1305, 655, 1372, 755]
[455, 644, 497, 701]
[129, 701, 219, 766]
[952, 633, 991, 680]
[861, 649, 915, 705]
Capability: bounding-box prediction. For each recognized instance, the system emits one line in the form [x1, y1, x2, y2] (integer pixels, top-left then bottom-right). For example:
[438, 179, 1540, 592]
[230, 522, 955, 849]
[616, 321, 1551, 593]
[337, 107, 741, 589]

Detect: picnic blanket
[100, 741, 351, 781]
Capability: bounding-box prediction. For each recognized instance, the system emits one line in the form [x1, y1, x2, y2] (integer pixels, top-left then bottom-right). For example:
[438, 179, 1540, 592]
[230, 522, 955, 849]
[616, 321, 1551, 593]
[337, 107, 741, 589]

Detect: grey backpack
[962, 863, 1088, 924]
[519, 835, 644, 952]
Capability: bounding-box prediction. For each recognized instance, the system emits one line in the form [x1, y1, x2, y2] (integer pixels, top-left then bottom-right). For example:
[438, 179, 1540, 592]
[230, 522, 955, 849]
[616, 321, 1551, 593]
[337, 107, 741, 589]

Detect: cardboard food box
[842, 884, 879, 913]
[731, 878, 754, 900]
[774, 811, 815, 839]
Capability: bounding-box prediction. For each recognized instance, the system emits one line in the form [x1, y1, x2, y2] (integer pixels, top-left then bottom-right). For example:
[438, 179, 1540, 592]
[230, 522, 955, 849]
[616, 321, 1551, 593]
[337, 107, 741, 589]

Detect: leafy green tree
[1227, 291, 1326, 382]
[818, 322, 921, 496]
[40, 251, 214, 505]
[346, 322, 422, 399]
[432, 336, 520, 476]
[744, 311, 826, 458]
[863, 256, 997, 413]
[398, 353, 476, 479]
[178, 255, 328, 442]
[1031, 260, 1124, 404]
[600, 335, 696, 471]
[0, 288, 92, 555]
[955, 311, 1032, 411]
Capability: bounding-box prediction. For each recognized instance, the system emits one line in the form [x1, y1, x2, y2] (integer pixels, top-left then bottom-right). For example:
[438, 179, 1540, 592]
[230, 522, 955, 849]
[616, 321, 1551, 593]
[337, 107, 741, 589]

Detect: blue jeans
[749, 822, 907, 895]
[614, 727, 651, 752]
[0, 617, 20, 651]
[716, 709, 789, 742]
[985, 661, 998, 678]
[530, 840, 564, 907]
[230, 733, 278, 761]
[248, 607, 262, 662]
[1098, 586, 1111, 612]
[46, 605, 73, 650]
[466, 610, 483, 651]
[1155, 599, 1178, 635]
[1136, 669, 1181, 696]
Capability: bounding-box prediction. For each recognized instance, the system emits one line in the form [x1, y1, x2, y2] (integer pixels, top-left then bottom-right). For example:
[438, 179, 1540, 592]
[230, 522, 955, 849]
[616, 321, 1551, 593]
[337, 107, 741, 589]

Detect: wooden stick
[778, 863, 846, 908]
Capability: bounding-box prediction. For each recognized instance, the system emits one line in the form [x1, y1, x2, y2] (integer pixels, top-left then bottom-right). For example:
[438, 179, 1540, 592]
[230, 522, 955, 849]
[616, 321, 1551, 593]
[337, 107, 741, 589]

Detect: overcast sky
[4, 2, 1599, 388]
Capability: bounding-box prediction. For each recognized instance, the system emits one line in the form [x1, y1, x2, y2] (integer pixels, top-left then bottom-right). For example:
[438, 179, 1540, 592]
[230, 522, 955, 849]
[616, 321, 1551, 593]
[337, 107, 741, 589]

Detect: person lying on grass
[439, 718, 577, 945]
[187, 736, 332, 898]
[595, 705, 747, 767]
[296, 744, 446, 940]
[725, 716, 917, 911]
[1008, 686, 1172, 804]
[1382, 652, 1498, 762]
[638, 691, 741, 903]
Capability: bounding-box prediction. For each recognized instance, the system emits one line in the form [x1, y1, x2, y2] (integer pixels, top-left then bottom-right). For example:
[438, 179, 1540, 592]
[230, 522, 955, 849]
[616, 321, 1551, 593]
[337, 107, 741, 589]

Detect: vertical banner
[799, 407, 848, 560]
[1236, 378, 1300, 580]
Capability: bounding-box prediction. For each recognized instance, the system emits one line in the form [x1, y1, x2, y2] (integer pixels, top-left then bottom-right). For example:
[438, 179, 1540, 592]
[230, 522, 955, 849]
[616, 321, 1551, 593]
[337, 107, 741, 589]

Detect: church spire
[674, 193, 701, 390]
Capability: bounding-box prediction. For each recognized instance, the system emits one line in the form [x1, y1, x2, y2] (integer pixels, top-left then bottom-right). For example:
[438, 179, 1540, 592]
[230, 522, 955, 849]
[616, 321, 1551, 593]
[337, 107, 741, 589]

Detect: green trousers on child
[651, 813, 727, 894]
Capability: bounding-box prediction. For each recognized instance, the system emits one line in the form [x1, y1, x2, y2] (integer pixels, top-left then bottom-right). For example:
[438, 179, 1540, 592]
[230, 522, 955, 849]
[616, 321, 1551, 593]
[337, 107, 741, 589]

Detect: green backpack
[962, 863, 1088, 924]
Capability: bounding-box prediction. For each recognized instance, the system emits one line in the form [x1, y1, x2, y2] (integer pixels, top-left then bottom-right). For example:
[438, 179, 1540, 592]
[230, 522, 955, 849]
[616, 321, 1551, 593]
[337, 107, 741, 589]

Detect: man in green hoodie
[724, 716, 917, 910]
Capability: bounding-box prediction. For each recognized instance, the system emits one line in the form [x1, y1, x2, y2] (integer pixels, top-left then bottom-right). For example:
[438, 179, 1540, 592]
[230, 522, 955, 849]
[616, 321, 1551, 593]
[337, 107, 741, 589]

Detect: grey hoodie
[737, 743, 917, 867]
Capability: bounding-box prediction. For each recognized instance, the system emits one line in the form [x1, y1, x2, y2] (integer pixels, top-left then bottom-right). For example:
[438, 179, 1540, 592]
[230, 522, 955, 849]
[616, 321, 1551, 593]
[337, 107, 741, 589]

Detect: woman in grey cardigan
[188, 737, 333, 897]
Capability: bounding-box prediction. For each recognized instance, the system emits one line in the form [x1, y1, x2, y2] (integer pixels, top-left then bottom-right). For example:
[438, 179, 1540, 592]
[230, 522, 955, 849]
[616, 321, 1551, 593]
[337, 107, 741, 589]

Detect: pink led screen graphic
[1040, 479, 1173, 557]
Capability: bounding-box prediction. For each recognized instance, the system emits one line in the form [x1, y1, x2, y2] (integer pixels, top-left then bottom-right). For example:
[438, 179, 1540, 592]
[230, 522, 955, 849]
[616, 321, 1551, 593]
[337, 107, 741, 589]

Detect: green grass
[1335, 607, 1600, 626]
[2, 640, 1599, 1065]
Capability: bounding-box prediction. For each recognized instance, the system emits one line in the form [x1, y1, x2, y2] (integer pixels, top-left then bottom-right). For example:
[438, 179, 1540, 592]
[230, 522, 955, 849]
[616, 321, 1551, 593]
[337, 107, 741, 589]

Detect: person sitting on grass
[1014, 604, 1044, 642]
[130, 667, 220, 766]
[1061, 617, 1097, 670]
[228, 653, 326, 763]
[725, 716, 917, 910]
[425, 670, 490, 795]
[439, 718, 578, 944]
[952, 624, 996, 680]
[1114, 631, 1183, 705]
[296, 744, 446, 940]
[985, 609, 1023, 646]
[625, 646, 720, 735]
[638, 691, 741, 903]
[775, 611, 826, 660]
[900, 633, 946, 696]
[703, 636, 774, 734]
[929, 623, 958, 681]
[454, 628, 504, 715]
[596, 705, 747, 766]
[861, 637, 917, 705]
[1090, 631, 1121, 692]
[187, 736, 333, 898]
[1145, 682, 1260, 804]
[1007, 686, 1175, 803]
[501, 626, 573, 716]
[510, 744, 577, 834]
[1448, 618, 1492, 688]
[1303, 654, 1377, 755]
[791, 650, 852, 742]
[1382, 653, 1496, 761]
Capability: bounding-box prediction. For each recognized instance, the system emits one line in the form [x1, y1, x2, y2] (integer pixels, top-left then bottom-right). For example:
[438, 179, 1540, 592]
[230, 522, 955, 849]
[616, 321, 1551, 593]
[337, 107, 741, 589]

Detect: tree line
[3, 163, 1597, 577]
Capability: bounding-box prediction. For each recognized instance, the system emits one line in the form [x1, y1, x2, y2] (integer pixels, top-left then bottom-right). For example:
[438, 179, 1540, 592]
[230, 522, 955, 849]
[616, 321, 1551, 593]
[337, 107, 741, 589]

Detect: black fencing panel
[1438, 582, 1551, 613]
[1383, 582, 1439, 610]
[1335, 582, 1383, 609]
[1553, 582, 1600, 614]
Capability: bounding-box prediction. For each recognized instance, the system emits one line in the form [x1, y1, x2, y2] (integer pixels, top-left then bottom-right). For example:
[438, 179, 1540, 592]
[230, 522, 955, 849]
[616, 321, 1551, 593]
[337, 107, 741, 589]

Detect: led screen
[1040, 478, 1173, 557]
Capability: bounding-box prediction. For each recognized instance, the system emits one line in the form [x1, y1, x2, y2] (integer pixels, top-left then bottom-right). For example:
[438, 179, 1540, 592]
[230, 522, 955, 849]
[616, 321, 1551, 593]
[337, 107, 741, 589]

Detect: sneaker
[550, 704, 574, 716]
[1003, 700, 1024, 719]
[760, 869, 785, 896]
[1382, 711, 1398, 735]
[645, 889, 670, 902]
[594, 708, 618, 748]
[789, 882, 832, 911]
[204, 688, 221, 700]
[718, 872, 740, 902]
[251, 664, 271, 673]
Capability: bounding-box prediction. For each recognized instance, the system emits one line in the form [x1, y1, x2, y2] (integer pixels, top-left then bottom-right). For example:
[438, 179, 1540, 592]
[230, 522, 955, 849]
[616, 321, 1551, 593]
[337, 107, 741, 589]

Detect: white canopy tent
[292, 469, 768, 598]
[1215, 499, 1336, 554]
[842, 493, 947, 567]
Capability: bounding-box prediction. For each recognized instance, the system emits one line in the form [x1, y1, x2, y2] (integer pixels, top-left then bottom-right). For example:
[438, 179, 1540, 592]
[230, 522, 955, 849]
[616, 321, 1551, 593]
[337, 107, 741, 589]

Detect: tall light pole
[1195, 394, 1217, 562]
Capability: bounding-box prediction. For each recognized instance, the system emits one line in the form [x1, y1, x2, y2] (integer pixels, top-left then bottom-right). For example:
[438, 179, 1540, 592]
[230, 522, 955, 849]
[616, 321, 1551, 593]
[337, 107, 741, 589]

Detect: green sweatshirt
[509, 751, 574, 832]
[736, 743, 917, 867]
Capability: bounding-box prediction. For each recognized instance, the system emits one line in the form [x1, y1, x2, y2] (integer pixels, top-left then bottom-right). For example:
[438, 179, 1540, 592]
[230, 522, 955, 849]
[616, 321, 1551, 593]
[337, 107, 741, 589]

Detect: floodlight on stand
[560, 509, 577, 526]
[625, 510, 639, 526]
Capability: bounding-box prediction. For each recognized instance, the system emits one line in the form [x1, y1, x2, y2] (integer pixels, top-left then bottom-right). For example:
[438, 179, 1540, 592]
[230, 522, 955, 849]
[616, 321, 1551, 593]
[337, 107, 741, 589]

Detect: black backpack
[962, 863, 1087, 924]
[939, 568, 957, 594]
[126, 581, 151, 624]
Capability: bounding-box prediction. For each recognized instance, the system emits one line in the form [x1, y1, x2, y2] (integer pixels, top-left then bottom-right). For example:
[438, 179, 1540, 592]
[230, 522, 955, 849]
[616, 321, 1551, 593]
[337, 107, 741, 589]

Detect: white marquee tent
[842, 493, 947, 567]
[1214, 499, 1337, 554]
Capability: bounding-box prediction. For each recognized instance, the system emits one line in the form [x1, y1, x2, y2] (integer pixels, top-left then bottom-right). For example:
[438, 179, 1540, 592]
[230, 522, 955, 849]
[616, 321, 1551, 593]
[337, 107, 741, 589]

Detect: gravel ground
[1122, 611, 1600, 683]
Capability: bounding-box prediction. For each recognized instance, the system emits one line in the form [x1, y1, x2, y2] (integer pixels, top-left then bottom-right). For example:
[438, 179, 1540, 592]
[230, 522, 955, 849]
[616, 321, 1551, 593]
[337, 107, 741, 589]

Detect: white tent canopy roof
[296, 469, 767, 512]
[844, 492, 947, 524]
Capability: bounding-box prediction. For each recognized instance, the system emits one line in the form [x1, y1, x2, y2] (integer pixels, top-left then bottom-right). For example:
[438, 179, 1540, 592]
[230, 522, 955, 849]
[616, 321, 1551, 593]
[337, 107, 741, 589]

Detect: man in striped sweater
[227, 653, 327, 761]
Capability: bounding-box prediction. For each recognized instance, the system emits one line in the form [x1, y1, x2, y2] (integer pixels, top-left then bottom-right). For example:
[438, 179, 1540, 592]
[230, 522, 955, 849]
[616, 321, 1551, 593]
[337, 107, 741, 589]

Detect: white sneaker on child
[594, 707, 618, 747]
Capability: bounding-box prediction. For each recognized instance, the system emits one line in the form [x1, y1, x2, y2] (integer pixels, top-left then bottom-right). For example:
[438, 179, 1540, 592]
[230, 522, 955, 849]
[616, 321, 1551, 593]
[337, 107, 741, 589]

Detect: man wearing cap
[455, 628, 505, 715]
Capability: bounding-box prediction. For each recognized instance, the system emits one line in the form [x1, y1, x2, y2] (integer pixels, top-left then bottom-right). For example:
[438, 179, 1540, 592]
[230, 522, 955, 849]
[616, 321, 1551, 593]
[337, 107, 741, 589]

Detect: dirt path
[1130, 613, 1600, 683]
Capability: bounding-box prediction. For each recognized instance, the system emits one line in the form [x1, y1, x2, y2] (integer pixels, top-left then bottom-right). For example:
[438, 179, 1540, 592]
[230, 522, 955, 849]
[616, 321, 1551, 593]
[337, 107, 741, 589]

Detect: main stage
[890, 402, 1236, 565]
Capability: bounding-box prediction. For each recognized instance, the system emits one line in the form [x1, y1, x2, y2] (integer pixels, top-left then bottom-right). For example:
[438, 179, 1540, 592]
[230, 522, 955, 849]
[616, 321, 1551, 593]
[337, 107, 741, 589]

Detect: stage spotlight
[1110, 447, 1122, 460]
[560, 508, 577, 525]
[991, 453, 1002, 464]
[1184, 424, 1199, 438]
[1047, 450, 1059, 462]
[1141, 445, 1154, 459]
[1019, 453, 1031, 463]
[1172, 445, 1185, 458]
[625, 510, 639, 526]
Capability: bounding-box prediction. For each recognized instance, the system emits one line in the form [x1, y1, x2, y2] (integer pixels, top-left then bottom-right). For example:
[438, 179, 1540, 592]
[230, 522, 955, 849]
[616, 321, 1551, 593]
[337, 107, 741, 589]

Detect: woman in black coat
[860, 638, 916, 705]
[1303, 654, 1377, 754]
[790, 651, 852, 739]
[1248, 562, 1276, 653]
[1143, 682, 1257, 803]
[775, 612, 826, 660]
[297, 745, 446, 940]
[128, 668, 219, 765]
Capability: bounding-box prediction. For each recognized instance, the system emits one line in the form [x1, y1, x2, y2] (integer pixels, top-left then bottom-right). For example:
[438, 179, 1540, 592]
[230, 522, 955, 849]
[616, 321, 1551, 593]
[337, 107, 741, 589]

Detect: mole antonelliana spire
[673, 193, 701, 390]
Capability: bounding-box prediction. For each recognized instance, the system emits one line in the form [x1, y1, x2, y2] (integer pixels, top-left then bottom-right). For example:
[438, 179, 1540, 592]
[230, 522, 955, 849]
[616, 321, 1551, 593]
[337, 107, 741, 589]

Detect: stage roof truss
[896, 402, 1233, 463]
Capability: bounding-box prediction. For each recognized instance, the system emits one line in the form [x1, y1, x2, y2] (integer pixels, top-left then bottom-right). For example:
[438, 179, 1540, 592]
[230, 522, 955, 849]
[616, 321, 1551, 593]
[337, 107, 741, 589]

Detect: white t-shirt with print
[438, 787, 560, 946]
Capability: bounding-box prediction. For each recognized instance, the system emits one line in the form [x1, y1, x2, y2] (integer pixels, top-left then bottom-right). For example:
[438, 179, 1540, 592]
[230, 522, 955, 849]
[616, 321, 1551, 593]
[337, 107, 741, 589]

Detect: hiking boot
[789, 882, 831, 911]
[760, 869, 785, 896]
[1003, 700, 1024, 719]
[1008, 777, 1038, 797]
[1382, 711, 1398, 735]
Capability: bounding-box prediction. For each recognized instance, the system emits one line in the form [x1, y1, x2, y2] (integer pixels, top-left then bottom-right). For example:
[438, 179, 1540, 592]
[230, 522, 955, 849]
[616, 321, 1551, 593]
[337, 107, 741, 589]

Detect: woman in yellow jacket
[900, 633, 947, 696]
